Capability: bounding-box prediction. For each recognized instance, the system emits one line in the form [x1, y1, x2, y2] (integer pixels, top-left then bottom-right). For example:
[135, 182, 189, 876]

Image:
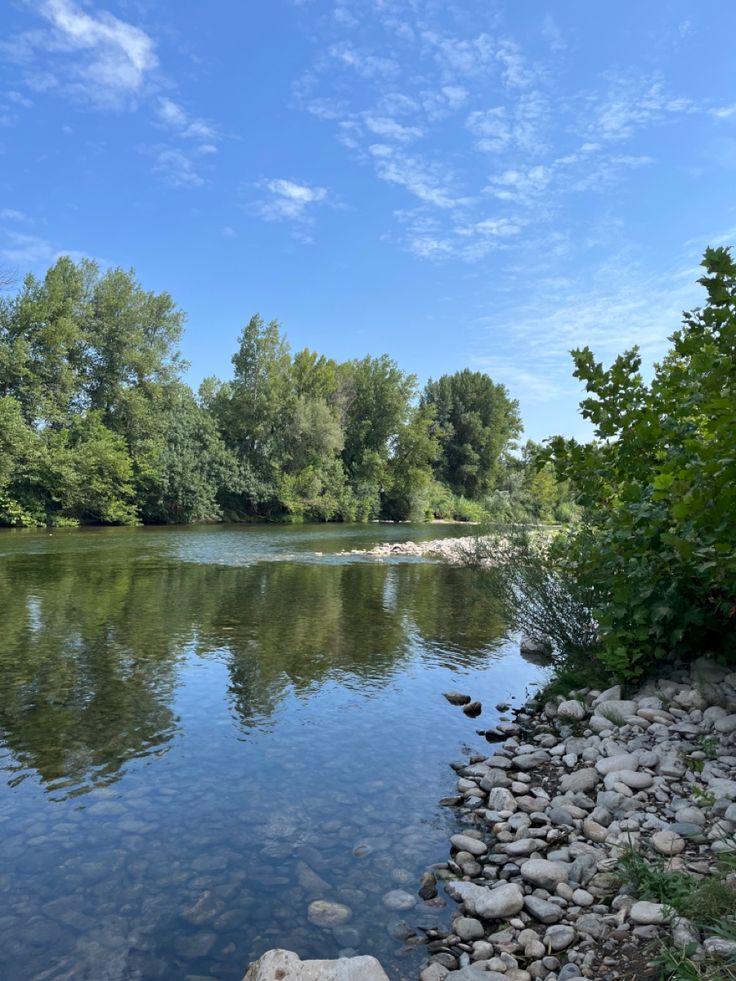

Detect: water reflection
[0, 526, 539, 981]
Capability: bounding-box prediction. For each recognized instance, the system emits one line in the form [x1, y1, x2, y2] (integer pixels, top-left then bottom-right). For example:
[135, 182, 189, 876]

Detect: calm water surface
[0, 524, 545, 981]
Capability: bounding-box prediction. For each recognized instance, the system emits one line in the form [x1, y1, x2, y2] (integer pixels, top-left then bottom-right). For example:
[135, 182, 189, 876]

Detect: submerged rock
[443, 692, 471, 706]
[307, 901, 352, 927]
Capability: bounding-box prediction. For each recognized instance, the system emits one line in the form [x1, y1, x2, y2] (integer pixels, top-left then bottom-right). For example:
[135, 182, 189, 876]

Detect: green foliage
[423, 369, 522, 499]
[545, 247, 736, 677]
[467, 526, 602, 663]
[0, 256, 566, 528]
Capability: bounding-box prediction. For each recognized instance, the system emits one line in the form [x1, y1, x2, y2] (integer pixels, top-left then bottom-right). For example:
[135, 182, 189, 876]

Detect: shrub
[545, 247, 736, 679]
[467, 526, 601, 664]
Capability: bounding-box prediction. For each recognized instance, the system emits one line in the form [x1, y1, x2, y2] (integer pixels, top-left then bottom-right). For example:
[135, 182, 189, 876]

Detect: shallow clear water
[0, 524, 544, 981]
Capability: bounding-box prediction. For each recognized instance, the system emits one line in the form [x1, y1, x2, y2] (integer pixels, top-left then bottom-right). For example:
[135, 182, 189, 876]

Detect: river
[0, 523, 546, 980]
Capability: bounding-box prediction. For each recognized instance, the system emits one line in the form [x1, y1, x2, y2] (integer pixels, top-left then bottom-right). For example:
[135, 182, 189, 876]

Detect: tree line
[0, 257, 572, 527]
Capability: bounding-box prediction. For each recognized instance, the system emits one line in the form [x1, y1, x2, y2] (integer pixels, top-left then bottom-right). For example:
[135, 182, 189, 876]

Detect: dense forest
[0, 257, 572, 528]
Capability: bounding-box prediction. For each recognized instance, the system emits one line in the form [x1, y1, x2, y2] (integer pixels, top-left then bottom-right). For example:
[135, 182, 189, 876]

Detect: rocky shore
[339, 537, 480, 563]
[417, 655, 736, 981]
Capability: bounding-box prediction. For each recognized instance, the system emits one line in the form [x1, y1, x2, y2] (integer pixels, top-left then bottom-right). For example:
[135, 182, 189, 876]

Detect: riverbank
[419, 655, 736, 981]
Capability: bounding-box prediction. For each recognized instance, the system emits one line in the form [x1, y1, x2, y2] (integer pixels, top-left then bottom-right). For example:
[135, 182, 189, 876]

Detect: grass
[617, 846, 736, 980]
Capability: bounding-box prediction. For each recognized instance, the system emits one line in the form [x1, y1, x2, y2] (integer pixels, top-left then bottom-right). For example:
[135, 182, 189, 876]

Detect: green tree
[546, 246, 736, 677]
[422, 370, 522, 499]
[46, 412, 137, 525]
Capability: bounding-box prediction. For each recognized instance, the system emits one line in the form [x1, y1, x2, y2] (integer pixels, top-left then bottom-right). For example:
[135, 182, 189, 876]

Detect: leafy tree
[422, 370, 522, 499]
[546, 247, 736, 677]
[46, 412, 137, 525]
[338, 355, 416, 518]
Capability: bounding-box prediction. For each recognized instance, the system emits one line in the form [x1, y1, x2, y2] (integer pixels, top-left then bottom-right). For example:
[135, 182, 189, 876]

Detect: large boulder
[243, 950, 389, 981]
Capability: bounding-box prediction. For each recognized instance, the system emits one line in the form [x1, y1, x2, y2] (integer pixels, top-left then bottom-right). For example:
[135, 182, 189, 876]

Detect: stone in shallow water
[381, 890, 416, 911]
[181, 890, 225, 926]
[307, 901, 353, 927]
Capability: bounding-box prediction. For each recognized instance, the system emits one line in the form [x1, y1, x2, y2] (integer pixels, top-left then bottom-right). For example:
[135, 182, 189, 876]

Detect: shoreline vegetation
[0, 257, 574, 530]
[324, 248, 736, 981]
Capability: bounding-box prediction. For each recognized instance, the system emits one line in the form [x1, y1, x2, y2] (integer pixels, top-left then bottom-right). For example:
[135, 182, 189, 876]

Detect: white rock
[596, 754, 639, 776]
[450, 835, 487, 856]
[445, 881, 524, 920]
[558, 700, 587, 721]
[651, 831, 685, 856]
[630, 901, 665, 925]
[243, 949, 388, 981]
[520, 859, 570, 890]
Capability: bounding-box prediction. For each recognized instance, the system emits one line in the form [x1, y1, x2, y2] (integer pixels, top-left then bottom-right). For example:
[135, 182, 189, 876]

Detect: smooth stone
[652, 831, 685, 856]
[559, 769, 599, 794]
[558, 700, 586, 721]
[582, 818, 608, 843]
[454, 917, 485, 941]
[520, 859, 570, 890]
[450, 835, 487, 857]
[445, 881, 524, 919]
[714, 715, 736, 734]
[595, 754, 638, 776]
[243, 949, 389, 981]
[381, 890, 416, 911]
[307, 901, 353, 927]
[444, 692, 471, 706]
[523, 896, 562, 924]
[543, 924, 576, 951]
[630, 901, 665, 925]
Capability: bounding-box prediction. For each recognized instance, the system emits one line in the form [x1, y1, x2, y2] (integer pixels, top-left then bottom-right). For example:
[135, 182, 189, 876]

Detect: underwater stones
[418, 872, 438, 900]
[307, 901, 352, 928]
[381, 890, 416, 911]
[180, 890, 225, 926]
[444, 692, 471, 706]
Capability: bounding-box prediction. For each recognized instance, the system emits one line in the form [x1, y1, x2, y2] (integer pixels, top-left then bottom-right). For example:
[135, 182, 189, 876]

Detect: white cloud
[368, 145, 460, 208]
[2, 0, 158, 109]
[587, 75, 694, 143]
[156, 97, 217, 142]
[0, 208, 28, 222]
[0, 229, 86, 265]
[153, 148, 204, 188]
[255, 179, 329, 222]
[328, 42, 399, 79]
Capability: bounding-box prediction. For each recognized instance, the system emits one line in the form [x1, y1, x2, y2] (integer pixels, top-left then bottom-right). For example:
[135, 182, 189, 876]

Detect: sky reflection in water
[0, 524, 545, 980]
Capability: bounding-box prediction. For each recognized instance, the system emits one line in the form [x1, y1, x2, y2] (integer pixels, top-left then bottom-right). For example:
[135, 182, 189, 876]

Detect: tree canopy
[0, 256, 563, 528]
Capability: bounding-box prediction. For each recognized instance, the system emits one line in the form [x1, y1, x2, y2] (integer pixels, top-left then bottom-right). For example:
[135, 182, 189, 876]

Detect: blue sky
[1, 0, 736, 441]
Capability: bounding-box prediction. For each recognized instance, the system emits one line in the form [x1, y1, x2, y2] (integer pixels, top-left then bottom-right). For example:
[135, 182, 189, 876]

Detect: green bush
[546, 247, 736, 678]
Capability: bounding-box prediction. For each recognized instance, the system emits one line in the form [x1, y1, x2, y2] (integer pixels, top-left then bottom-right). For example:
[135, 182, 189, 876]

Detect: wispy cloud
[2, 0, 158, 109]
[254, 179, 329, 223]
[152, 148, 205, 188]
[155, 97, 217, 143]
[0, 229, 86, 265]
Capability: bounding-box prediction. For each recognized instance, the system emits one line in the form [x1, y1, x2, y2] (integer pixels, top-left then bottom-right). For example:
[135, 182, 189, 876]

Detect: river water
[0, 524, 545, 981]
